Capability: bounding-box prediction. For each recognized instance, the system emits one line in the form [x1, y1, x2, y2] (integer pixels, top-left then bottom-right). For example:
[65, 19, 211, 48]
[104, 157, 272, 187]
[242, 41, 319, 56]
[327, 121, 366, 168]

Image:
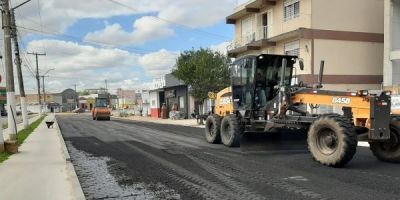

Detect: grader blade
[240, 129, 308, 153]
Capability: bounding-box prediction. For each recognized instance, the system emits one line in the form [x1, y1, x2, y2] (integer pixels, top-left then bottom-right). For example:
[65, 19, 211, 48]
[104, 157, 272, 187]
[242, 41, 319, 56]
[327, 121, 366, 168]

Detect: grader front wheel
[220, 115, 242, 147]
[204, 114, 221, 144]
[308, 114, 358, 167]
[369, 121, 400, 163]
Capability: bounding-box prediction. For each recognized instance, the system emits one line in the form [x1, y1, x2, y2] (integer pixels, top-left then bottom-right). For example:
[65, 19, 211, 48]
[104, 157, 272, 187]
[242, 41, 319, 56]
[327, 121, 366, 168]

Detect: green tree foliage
[172, 48, 231, 102]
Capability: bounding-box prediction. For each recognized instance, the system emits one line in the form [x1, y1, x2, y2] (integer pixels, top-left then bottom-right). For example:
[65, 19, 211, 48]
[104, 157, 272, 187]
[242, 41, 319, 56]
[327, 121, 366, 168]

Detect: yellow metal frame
[213, 86, 374, 129]
[292, 94, 371, 128]
[215, 87, 233, 117]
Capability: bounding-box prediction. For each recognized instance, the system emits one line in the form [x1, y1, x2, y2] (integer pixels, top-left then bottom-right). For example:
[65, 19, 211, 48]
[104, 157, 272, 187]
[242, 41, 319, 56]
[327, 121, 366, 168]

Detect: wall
[391, 0, 400, 85]
[165, 73, 184, 87]
[189, 95, 196, 117]
[149, 91, 160, 118]
[233, 0, 312, 44]
[312, 0, 384, 33]
[393, 0, 400, 50]
[269, 0, 312, 37]
[165, 86, 189, 118]
[313, 39, 383, 76]
[322, 84, 381, 91]
[384, 0, 400, 86]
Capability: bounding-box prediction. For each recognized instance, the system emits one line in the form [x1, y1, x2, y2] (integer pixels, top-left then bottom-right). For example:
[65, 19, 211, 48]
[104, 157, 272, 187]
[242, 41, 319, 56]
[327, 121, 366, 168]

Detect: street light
[43, 68, 55, 76]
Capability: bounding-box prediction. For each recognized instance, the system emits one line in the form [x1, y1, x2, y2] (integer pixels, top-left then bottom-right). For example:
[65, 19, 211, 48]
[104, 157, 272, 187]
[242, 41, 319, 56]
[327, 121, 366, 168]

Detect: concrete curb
[53, 116, 86, 200]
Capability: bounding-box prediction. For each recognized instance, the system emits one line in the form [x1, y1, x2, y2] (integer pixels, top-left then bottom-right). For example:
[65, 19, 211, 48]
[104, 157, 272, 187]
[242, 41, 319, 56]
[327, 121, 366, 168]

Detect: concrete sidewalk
[114, 115, 205, 128]
[0, 115, 85, 200]
[1, 114, 41, 141]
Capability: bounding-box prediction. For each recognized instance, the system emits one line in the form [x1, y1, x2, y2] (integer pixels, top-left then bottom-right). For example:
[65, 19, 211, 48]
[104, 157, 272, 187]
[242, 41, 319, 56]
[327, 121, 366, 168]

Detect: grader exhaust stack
[317, 60, 325, 89]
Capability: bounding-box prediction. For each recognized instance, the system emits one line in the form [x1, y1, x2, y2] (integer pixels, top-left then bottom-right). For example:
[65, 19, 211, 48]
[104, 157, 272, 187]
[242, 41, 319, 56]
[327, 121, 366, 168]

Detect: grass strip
[0, 152, 11, 163]
[0, 115, 46, 163]
[17, 116, 46, 145]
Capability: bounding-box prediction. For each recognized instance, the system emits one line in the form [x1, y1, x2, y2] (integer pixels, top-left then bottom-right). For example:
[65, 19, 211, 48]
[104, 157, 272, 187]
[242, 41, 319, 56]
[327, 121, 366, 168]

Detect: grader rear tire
[369, 121, 400, 163]
[220, 115, 242, 147]
[308, 114, 358, 167]
[205, 114, 221, 144]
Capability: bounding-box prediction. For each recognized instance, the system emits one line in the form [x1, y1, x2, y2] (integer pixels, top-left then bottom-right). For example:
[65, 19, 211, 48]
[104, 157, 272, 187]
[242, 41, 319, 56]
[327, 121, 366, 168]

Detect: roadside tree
[172, 48, 231, 113]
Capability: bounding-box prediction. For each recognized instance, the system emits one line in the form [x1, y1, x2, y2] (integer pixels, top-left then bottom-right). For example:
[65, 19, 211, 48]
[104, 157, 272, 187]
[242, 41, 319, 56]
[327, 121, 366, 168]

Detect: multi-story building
[116, 88, 136, 108]
[226, 0, 384, 91]
[384, 0, 400, 92]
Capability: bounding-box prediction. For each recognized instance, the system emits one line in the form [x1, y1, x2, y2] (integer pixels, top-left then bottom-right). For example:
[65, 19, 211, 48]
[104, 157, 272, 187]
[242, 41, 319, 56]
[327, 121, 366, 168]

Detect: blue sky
[9, 0, 240, 94]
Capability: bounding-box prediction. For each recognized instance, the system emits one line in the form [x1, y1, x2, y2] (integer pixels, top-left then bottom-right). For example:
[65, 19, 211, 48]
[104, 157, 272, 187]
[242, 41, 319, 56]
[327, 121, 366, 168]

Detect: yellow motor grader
[205, 54, 400, 167]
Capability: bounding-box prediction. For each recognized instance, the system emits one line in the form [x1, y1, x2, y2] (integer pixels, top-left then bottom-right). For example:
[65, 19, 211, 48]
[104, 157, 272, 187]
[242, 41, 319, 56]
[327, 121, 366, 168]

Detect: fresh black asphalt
[57, 114, 400, 200]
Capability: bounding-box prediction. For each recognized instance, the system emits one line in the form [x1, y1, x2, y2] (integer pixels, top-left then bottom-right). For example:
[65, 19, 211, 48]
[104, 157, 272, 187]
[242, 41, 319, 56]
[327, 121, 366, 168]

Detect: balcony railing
[257, 25, 270, 40]
[227, 26, 271, 52]
[227, 33, 256, 51]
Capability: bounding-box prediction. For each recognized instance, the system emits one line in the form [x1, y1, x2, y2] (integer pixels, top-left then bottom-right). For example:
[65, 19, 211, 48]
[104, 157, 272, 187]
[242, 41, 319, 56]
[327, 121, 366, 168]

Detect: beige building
[15, 94, 55, 105]
[226, 0, 384, 91]
[384, 0, 400, 93]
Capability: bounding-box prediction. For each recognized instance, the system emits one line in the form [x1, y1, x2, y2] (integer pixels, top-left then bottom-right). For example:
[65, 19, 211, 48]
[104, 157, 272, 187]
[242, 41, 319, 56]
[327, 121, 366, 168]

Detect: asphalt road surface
[58, 114, 400, 200]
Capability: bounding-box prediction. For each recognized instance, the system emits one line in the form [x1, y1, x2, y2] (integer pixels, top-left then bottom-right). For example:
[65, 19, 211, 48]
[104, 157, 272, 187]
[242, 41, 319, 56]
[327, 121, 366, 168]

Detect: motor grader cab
[92, 97, 111, 121]
[205, 54, 400, 167]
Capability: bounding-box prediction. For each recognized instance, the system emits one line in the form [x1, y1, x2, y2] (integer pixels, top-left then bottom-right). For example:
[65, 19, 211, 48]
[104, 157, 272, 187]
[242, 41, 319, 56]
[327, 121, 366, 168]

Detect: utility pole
[105, 79, 108, 93]
[41, 75, 48, 111]
[27, 52, 46, 115]
[73, 84, 78, 109]
[10, 9, 29, 128]
[1, 0, 17, 139]
[40, 68, 54, 113]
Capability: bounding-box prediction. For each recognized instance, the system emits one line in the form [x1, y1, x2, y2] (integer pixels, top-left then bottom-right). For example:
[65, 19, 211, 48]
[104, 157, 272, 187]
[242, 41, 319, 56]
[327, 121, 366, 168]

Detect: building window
[284, 40, 300, 56]
[284, 0, 300, 21]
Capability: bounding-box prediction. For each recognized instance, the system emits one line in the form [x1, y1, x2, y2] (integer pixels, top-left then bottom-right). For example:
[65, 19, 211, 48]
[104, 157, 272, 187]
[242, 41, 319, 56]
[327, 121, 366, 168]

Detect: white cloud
[27, 39, 137, 72]
[18, 39, 182, 94]
[84, 16, 174, 46]
[14, 0, 237, 37]
[138, 49, 179, 77]
[157, 0, 235, 28]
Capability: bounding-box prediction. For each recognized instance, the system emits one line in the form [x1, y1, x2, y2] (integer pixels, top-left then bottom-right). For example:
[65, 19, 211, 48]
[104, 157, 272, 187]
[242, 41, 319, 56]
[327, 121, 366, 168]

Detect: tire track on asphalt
[187, 155, 267, 200]
[64, 116, 244, 199]
[119, 140, 245, 200]
[187, 150, 326, 200]
[58, 115, 400, 200]
[69, 115, 324, 200]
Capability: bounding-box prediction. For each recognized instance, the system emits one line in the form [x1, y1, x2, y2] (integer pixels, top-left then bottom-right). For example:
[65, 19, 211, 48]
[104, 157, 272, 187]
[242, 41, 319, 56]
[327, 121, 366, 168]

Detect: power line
[17, 25, 158, 54]
[105, 0, 230, 40]
[36, 0, 47, 59]
[16, 31, 36, 78]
